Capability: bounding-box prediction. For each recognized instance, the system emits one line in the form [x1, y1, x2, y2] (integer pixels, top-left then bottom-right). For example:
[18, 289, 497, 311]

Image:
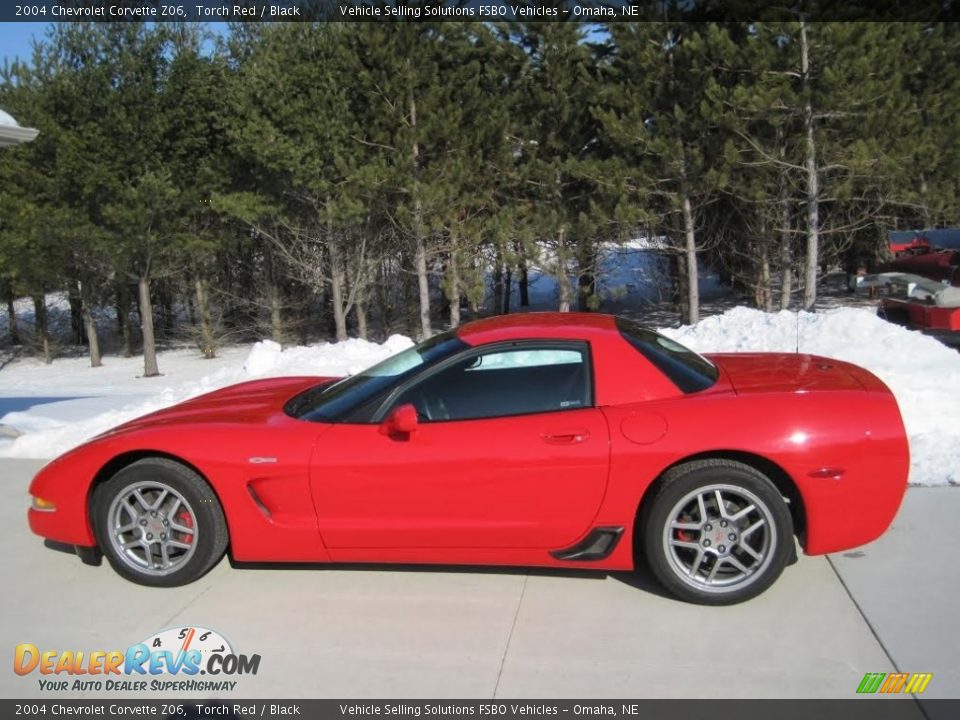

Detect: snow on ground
[0, 305, 956, 486]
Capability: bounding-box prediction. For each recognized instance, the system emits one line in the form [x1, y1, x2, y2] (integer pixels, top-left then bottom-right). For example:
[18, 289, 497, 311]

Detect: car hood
[706, 353, 869, 394]
[107, 376, 338, 433]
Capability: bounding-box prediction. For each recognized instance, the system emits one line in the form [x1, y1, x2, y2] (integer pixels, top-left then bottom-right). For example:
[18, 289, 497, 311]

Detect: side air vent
[246, 483, 273, 521]
[550, 527, 625, 561]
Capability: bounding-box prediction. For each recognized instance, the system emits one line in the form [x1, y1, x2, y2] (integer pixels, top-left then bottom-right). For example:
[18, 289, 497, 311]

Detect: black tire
[92, 458, 228, 587]
[642, 459, 794, 605]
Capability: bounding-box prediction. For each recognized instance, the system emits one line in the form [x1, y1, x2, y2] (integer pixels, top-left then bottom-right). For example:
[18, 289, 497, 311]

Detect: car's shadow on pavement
[40, 537, 687, 601]
[226, 556, 678, 601]
[43, 537, 796, 603]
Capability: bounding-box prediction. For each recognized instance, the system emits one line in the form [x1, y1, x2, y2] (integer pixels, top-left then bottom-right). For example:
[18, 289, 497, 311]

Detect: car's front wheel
[92, 458, 228, 587]
[643, 459, 794, 605]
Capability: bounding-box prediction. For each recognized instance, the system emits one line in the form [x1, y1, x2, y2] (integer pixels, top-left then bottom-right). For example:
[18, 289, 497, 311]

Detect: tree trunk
[68, 284, 84, 346]
[329, 241, 348, 342]
[413, 235, 431, 339]
[675, 251, 689, 319]
[780, 257, 793, 310]
[576, 239, 597, 312]
[503, 264, 512, 315]
[682, 193, 700, 324]
[492, 244, 505, 315]
[556, 229, 574, 313]
[518, 247, 529, 307]
[919, 174, 932, 229]
[33, 295, 52, 364]
[270, 284, 284, 345]
[138, 277, 160, 377]
[195, 276, 216, 359]
[6, 296, 20, 345]
[265, 247, 285, 345]
[757, 244, 773, 312]
[116, 286, 133, 358]
[376, 257, 393, 338]
[352, 302, 366, 340]
[800, 19, 820, 312]
[79, 279, 101, 367]
[779, 167, 793, 311]
[410, 94, 432, 339]
[448, 245, 461, 328]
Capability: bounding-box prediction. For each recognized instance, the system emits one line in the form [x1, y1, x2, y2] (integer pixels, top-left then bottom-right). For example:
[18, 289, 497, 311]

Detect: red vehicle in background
[888, 235, 933, 257]
[880, 247, 960, 286]
[862, 235, 960, 347]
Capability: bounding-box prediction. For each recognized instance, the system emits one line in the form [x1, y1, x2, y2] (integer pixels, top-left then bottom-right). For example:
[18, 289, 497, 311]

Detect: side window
[463, 348, 582, 372]
[392, 345, 591, 422]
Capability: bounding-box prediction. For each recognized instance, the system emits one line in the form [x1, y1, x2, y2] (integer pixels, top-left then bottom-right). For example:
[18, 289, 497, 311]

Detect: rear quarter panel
[597, 387, 909, 557]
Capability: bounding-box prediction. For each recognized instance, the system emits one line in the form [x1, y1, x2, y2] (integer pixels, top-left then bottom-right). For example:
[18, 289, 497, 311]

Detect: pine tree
[600, 22, 735, 323]
[508, 22, 609, 313]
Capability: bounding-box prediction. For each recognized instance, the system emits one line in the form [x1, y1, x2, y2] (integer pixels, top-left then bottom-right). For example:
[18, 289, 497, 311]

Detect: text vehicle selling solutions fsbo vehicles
[27, 313, 909, 604]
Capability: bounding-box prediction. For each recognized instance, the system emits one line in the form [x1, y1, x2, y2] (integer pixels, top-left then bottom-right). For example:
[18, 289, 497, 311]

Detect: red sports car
[27, 313, 909, 604]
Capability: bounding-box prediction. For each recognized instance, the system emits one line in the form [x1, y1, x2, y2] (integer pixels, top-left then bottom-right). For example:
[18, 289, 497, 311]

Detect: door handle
[541, 429, 590, 444]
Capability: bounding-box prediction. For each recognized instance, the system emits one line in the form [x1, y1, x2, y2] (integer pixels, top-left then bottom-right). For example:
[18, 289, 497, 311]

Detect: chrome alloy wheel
[106, 480, 198, 576]
[662, 483, 776, 594]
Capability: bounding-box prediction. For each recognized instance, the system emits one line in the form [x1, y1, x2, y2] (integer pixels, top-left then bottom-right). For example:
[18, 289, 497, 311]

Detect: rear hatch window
[615, 317, 719, 393]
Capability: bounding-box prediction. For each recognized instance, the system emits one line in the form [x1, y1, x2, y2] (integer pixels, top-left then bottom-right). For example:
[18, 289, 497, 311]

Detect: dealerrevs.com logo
[14, 626, 260, 693]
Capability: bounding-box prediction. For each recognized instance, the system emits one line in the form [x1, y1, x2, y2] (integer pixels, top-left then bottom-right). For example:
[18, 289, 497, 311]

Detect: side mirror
[379, 403, 419, 437]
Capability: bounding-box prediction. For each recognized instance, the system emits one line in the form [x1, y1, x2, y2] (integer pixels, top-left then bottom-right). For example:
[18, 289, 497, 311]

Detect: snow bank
[0, 335, 412, 460]
[241, 335, 414, 379]
[1, 306, 957, 486]
[662, 306, 960, 486]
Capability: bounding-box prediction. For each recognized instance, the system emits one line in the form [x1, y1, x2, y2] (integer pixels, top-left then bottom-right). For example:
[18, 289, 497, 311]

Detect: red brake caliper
[177, 511, 194, 545]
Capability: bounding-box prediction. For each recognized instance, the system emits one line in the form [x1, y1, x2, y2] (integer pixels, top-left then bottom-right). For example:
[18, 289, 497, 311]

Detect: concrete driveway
[1, 458, 954, 709]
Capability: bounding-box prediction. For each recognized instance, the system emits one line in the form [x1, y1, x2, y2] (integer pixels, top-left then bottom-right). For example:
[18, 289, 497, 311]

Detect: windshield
[285, 330, 468, 423]
[615, 317, 718, 393]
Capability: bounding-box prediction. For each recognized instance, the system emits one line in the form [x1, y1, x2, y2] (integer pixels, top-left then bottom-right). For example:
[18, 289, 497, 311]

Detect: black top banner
[2, 0, 958, 23]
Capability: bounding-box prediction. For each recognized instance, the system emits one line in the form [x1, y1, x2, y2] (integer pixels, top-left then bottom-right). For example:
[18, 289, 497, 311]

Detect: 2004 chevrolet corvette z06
[27, 313, 909, 604]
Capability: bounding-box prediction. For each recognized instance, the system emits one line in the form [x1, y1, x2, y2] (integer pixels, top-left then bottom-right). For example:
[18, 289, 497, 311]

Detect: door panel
[310, 408, 610, 550]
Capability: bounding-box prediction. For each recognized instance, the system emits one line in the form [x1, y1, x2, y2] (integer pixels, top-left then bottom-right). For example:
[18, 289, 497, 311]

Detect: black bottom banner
[4, 699, 959, 720]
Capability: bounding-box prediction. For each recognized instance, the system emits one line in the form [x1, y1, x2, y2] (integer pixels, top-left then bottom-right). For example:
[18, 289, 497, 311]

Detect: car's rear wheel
[643, 459, 793, 605]
[92, 458, 228, 587]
